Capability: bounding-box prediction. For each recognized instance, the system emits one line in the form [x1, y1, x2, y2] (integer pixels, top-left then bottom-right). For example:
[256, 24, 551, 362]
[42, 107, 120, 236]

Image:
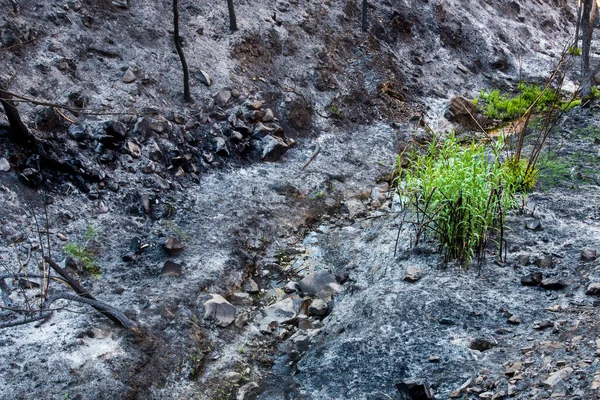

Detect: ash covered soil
[1, 0, 599, 399]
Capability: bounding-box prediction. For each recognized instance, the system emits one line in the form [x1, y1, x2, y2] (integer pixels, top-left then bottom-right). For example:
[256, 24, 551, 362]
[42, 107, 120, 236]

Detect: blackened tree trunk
[362, 0, 368, 32]
[575, 0, 583, 49]
[581, 0, 595, 100]
[173, 0, 192, 103]
[227, 0, 237, 32]
[0, 89, 36, 147]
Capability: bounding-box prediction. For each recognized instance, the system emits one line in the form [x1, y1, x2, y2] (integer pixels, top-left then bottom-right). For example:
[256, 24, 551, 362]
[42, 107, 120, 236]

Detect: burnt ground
[1, 0, 599, 399]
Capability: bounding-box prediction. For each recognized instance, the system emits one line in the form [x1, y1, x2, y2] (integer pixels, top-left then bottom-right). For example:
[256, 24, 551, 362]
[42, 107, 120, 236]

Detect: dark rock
[470, 338, 496, 351]
[444, 95, 479, 130]
[533, 320, 554, 330]
[203, 294, 236, 327]
[19, 168, 42, 187]
[428, 355, 440, 363]
[161, 261, 182, 277]
[521, 272, 543, 286]
[540, 278, 567, 290]
[525, 219, 543, 231]
[403, 267, 424, 283]
[230, 292, 252, 306]
[284, 281, 297, 293]
[35, 106, 63, 130]
[261, 134, 293, 162]
[298, 271, 341, 301]
[535, 255, 554, 268]
[439, 318, 456, 325]
[214, 90, 232, 107]
[581, 249, 597, 262]
[214, 136, 229, 157]
[237, 382, 259, 400]
[308, 299, 328, 317]
[516, 254, 531, 266]
[396, 380, 434, 400]
[585, 282, 600, 296]
[68, 125, 90, 142]
[164, 237, 184, 256]
[234, 312, 248, 328]
[508, 315, 522, 325]
[130, 237, 142, 254]
[243, 279, 260, 294]
[252, 122, 274, 139]
[335, 269, 350, 284]
[104, 120, 127, 139]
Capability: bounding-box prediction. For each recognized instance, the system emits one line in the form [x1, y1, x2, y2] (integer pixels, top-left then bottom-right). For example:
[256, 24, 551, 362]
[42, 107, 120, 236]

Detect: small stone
[237, 382, 259, 400]
[203, 294, 236, 327]
[260, 135, 293, 162]
[535, 255, 554, 268]
[230, 292, 252, 306]
[582, 249, 598, 262]
[521, 272, 543, 286]
[214, 90, 232, 107]
[298, 271, 341, 301]
[262, 108, 275, 122]
[470, 338, 496, 352]
[243, 279, 260, 294]
[234, 312, 248, 328]
[308, 299, 328, 317]
[122, 68, 136, 83]
[125, 141, 141, 158]
[543, 367, 573, 390]
[214, 136, 229, 157]
[224, 371, 242, 384]
[160, 261, 182, 277]
[0, 158, 10, 172]
[143, 161, 156, 174]
[585, 282, 600, 296]
[194, 69, 212, 86]
[508, 315, 523, 325]
[533, 320, 554, 330]
[428, 355, 440, 363]
[284, 281, 297, 293]
[526, 219, 543, 231]
[403, 267, 424, 283]
[540, 278, 567, 290]
[248, 101, 263, 110]
[164, 237, 184, 256]
[516, 254, 531, 266]
[57, 233, 68, 241]
[439, 318, 456, 325]
[396, 380, 433, 400]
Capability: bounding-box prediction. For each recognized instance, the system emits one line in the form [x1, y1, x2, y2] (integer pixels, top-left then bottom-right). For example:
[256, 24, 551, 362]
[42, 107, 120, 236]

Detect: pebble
[122, 68, 136, 83]
[243, 279, 260, 294]
[0, 158, 10, 172]
[525, 219, 543, 231]
[308, 299, 328, 317]
[403, 267, 424, 283]
[581, 249, 597, 262]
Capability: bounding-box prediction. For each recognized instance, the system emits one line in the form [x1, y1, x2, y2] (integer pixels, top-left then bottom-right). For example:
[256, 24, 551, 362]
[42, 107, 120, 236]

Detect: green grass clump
[399, 134, 528, 266]
[64, 243, 100, 277]
[568, 46, 582, 56]
[477, 83, 577, 120]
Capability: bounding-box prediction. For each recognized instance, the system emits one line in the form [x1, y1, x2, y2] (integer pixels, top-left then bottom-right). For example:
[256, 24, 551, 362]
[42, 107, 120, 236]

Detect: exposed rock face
[444, 95, 479, 130]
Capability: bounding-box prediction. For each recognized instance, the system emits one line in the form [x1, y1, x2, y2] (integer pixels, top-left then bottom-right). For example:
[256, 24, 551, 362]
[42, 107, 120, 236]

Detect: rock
[508, 315, 522, 325]
[122, 68, 136, 83]
[214, 136, 229, 157]
[262, 108, 275, 122]
[428, 355, 440, 363]
[396, 380, 434, 400]
[581, 249, 597, 262]
[214, 90, 232, 107]
[439, 318, 456, 325]
[260, 297, 296, 326]
[143, 161, 156, 174]
[525, 219, 543, 231]
[252, 122, 274, 139]
[194, 69, 212, 86]
[335, 269, 350, 284]
[237, 381, 259, 400]
[516, 254, 531, 266]
[540, 278, 567, 290]
[234, 312, 248, 328]
[260, 134, 292, 162]
[224, 371, 242, 384]
[230, 292, 252, 306]
[19, 168, 42, 187]
[308, 299, 328, 317]
[470, 338, 496, 351]
[0, 158, 10, 172]
[243, 279, 260, 294]
[345, 198, 366, 219]
[521, 272, 543, 286]
[160, 261, 182, 277]
[164, 237, 184, 256]
[298, 271, 341, 301]
[535, 255, 554, 268]
[533, 320, 554, 330]
[284, 281, 297, 293]
[125, 141, 141, 158]
[585, 282, 600, 296]
[248, 101, 263, 110]
[444, 95, 479, 130]
[203, 294, 236, 327]
[403, 267, 424, 283]
[543, 367, 573, 390]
